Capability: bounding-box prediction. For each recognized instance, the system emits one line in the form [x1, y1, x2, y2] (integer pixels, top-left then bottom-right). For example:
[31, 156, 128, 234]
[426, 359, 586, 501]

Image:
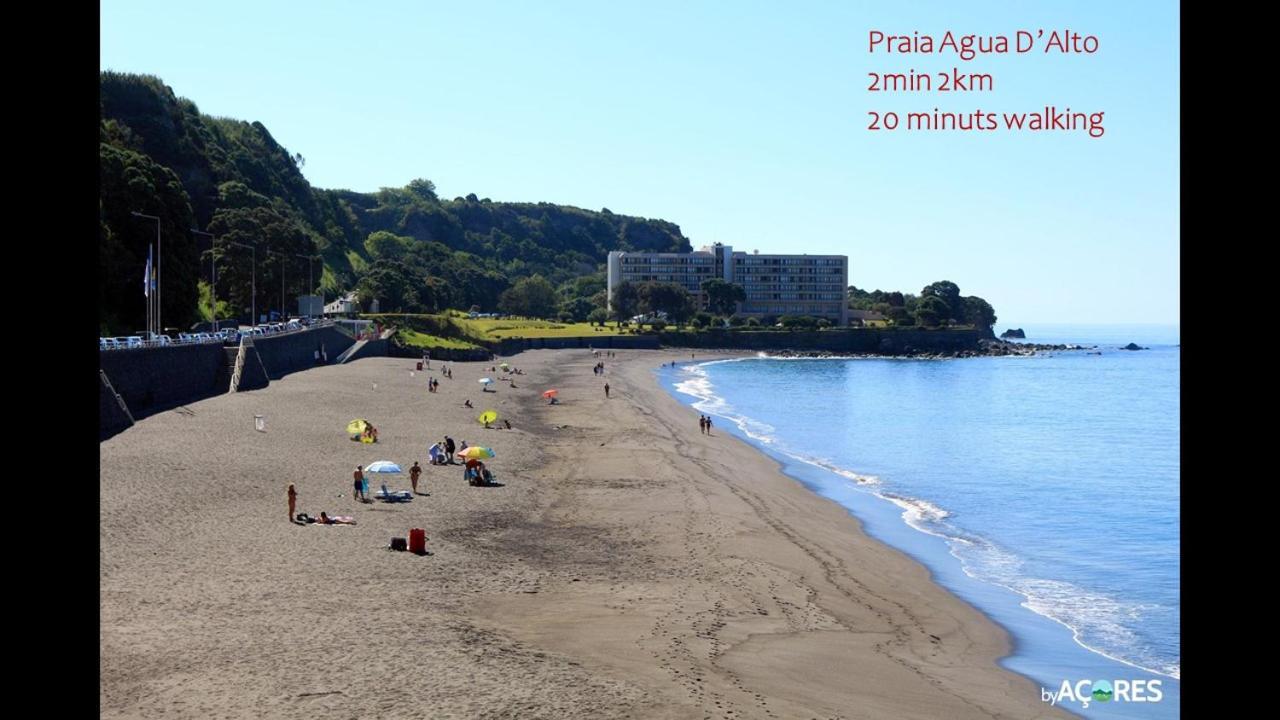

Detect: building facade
[607, 244, 848, 324]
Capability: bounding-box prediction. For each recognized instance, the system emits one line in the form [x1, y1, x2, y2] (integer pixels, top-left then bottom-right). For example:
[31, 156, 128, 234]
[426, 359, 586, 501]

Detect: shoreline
[657, 351, 1180, 716]
[101, 348, 1070, 718]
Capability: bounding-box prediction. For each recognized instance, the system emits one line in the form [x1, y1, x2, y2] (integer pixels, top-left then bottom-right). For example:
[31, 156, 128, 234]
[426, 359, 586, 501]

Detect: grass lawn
[395, 328, 483, 350]
[453, 317, 627, 339]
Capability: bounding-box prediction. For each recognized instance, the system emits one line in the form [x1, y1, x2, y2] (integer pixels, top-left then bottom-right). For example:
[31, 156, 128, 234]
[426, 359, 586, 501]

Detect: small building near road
[848, 309, 888, 327]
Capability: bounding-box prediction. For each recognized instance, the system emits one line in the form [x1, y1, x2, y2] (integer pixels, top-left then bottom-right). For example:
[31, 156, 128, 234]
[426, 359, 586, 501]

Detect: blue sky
[101, 1, 1179, 324]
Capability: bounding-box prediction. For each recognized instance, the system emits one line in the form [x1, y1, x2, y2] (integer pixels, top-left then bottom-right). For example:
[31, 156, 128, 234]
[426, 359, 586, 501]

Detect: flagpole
[132, 212, 162, 337]
[145, 244, 152, 337]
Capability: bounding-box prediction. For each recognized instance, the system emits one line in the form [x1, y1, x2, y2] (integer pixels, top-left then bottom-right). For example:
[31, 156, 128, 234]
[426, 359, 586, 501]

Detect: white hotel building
[607, 243, 848, 325]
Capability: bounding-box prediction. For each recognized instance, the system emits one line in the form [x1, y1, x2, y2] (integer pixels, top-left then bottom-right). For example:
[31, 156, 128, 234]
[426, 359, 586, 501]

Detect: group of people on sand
[351, 423, 379, 443]
[428, 436, 457, 465]
[592, 350, 615, 359]
[428, 377, 440, 392]
[464, 458, 494, 486]
[699, 414, 714, 434]
[593, 362, 606, 375]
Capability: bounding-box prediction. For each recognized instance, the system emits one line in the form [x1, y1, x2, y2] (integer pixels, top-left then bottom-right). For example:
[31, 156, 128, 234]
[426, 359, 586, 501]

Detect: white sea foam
[955, 541, 1181, 679]
[663, 356, 1181, 682]
[882, 493, 952, 531]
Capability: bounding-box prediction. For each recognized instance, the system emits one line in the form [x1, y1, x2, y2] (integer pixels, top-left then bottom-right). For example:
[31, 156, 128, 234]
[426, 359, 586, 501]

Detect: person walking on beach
[410, 461, 422, 495]
[705, 416, 713, 434]
[288, 483, 298, 522]
[699, 415, 706, 434]
[353, 466, 367, 502]
[604, 382, 610, 398]
[445, 436, 456, 464]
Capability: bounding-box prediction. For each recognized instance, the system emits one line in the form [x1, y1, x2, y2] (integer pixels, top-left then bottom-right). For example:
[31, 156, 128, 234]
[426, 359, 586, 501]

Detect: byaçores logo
[1041, 679, 1162, 710]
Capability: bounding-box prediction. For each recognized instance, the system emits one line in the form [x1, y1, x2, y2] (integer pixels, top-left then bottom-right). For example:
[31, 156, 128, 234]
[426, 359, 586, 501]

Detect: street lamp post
[132, 212, 161, 335]
[226, 241, 256, 326]
[191, 229, 217, 329]
[294, 253, 322, 314]
[265, 249, 287, 320]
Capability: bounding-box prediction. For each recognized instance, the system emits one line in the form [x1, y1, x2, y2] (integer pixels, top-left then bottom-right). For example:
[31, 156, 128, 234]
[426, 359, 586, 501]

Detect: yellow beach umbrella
[346, 418, 370, 435]
[478, 410, 498, 425]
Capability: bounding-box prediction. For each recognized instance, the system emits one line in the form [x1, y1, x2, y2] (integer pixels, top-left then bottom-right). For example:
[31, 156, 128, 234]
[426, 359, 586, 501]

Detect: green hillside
[99, 72, 690, 334]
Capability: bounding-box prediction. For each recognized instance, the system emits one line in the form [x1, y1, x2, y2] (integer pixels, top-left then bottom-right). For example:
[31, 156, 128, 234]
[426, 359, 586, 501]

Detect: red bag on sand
[409, 528, 427, 554]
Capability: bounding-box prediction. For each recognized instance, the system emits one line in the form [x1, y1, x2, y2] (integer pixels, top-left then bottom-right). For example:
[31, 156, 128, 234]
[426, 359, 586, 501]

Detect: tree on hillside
[922, 281, 963, 322]
[558, 296, 595, 323]
[406, 178, 438, 202]
[914, 295, 951, 327]
[364, 230, 410, 259]
[964, 296, 997, 330]
[356, 259, 418, 313]
[499, 274, 558, 318]
[610, 281, 640, 326]
[703, 278, 745, 316]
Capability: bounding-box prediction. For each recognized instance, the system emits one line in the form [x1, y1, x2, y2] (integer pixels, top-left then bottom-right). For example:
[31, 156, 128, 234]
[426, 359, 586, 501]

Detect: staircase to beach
[335, 338, 367, 364]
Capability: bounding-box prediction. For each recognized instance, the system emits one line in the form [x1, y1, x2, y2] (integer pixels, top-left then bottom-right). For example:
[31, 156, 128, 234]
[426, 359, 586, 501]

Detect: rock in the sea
[1000, 328, 1027, 339]
[1120, 343, 1147, 351]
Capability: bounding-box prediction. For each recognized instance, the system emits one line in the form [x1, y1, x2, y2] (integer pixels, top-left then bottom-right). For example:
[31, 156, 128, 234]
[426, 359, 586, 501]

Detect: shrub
[729, 315, 746, 327]
[779, 315, 820, 329]
[746, 317, 761, 327]
[650, 320, 667, 332]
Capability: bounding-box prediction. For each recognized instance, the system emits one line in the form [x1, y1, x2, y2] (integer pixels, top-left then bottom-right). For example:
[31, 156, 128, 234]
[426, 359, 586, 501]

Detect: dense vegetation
[99, 72, 690, 335]
[99, 72, 998, 337]
[848, 281, 996, 330]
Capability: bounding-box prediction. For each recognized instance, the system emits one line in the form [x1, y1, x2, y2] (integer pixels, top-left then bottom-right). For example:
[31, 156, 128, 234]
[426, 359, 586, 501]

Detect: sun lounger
[376, 484, 413, 502]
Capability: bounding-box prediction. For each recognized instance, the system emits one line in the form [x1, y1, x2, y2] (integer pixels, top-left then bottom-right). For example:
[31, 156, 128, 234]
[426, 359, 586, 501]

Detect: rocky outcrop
[766, 338, 1097, 359]
[1000, 328, 1027, 339]
[1120, 343, 1147, 351]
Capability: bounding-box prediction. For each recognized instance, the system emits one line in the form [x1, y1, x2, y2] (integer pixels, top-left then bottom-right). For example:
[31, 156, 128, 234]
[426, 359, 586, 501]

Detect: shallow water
[658, 324, 1180, 718]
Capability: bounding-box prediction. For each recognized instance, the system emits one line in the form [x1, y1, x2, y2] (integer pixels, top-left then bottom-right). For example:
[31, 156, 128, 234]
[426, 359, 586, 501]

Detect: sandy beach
[100, 348, 1068, 719]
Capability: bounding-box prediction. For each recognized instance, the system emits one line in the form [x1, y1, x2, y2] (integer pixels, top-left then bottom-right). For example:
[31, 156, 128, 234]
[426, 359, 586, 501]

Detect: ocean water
[657, 324, 1180, 718]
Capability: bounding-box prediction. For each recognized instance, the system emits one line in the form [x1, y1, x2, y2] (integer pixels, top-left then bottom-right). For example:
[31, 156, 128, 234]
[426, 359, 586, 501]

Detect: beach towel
[308, 515, 356, 525]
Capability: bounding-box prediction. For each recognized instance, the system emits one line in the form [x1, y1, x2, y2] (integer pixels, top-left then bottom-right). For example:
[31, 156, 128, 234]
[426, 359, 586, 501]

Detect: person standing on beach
[410, 461, 422, 495]
[604, 382, 610, 398]
[445, 436, 456, 464]
[699, 416, 706, 434]
[288, 483, 298, 521]
[353, 466, 366, 502]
